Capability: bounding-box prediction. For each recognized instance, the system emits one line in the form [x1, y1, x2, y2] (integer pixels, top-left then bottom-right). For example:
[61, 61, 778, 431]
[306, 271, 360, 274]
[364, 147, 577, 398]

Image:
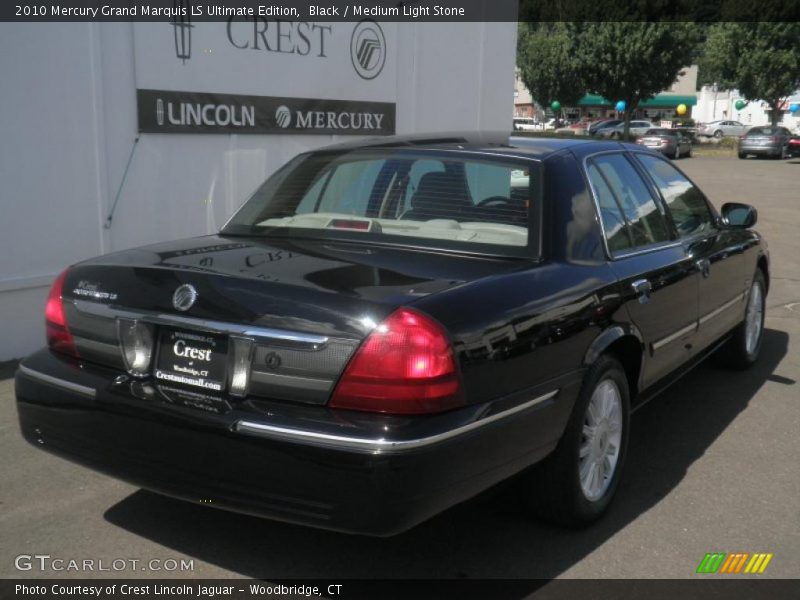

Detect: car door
[731, 121, 748, 136]
[633, 152, 748, 353]
[585, 152, 699, 390]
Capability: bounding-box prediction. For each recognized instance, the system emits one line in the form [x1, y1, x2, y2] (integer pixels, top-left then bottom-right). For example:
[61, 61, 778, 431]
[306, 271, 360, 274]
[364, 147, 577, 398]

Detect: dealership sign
[137, 89, 395, 134]
[133, 19, 396, 135]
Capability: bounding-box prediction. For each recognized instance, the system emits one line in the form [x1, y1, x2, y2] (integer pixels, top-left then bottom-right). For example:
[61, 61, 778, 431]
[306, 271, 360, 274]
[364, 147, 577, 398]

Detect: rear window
[222, 149, 537, 255]
[746, 127, 778, 136]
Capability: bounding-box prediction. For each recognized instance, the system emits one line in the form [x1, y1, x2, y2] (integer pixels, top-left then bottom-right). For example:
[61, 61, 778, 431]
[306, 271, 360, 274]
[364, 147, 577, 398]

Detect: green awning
[577, 93, 697, 107]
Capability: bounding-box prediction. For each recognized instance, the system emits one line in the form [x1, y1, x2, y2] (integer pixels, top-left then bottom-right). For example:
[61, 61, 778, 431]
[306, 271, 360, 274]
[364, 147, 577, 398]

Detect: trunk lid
[62, 235, 528, 405]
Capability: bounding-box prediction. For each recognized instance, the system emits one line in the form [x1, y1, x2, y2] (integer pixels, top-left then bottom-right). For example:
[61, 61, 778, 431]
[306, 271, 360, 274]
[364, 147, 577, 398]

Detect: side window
[635, 154, 715, 238]
[590, 154, 672, 248]
[586, 163, 632, 255]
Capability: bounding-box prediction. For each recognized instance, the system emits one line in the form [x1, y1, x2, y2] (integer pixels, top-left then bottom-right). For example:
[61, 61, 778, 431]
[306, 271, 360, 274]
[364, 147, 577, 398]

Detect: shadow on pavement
[104, 329, 788, 579]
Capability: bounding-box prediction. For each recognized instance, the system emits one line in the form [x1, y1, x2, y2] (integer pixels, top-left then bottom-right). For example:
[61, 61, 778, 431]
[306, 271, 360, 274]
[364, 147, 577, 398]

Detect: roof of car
[315, 131, 635, 160]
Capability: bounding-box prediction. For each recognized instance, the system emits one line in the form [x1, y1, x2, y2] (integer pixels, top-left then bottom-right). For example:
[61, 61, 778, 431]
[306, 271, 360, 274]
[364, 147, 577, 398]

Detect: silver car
[697, 120, 748, 138]
[636, 128, 693, 159]
[598, 120, 655, 139]
[738, 126, 793, 159]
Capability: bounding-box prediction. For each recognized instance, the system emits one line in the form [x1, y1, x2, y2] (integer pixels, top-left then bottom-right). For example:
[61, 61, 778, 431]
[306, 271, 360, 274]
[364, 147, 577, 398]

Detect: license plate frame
[154, 329, 228, 394]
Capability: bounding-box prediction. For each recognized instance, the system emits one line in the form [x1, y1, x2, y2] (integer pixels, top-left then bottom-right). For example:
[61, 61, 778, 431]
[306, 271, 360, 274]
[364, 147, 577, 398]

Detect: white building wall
[693, 85, 800, 130]
[0, 21, 517, 360]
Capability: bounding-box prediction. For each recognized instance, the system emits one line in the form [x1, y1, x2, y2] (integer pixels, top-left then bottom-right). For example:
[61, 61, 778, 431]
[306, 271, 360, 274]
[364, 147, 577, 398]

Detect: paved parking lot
[1, 156, 798, 580]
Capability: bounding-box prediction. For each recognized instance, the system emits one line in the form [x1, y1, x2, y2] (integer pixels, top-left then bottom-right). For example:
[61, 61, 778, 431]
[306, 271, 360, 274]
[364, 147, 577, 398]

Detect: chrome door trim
[70, 299, 330, 349]
[234, 389, 560, 454]
[652, 322, 697, 352]
[17, 365, 96, 398]
[699, 291, 747, 326]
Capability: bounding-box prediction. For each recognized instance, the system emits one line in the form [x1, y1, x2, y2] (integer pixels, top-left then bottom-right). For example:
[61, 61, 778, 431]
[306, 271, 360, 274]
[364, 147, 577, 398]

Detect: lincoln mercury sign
[133, 18, 396, 135]
[137, 89, 395, 134]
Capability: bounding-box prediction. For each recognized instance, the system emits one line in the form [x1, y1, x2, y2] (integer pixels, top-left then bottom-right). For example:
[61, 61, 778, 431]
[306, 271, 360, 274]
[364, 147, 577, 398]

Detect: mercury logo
[350, 20, 386, 80]
[275, 105, 292, 128]
[172, 284, 198, 312]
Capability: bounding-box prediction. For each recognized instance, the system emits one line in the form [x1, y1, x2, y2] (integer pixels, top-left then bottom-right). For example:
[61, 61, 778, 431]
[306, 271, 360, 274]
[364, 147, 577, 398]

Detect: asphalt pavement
[1, 155, 798, 580]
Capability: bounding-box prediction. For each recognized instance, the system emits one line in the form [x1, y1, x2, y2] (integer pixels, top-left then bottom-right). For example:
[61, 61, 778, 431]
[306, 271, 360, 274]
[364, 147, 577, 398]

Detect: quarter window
[635, 154, 715, 238]
[589, 153, 671, 249]
[586, 163, 632, 255]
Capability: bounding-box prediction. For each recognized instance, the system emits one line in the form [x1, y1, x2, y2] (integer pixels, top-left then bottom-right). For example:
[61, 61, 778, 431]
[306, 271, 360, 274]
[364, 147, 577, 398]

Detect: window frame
[582, 150, 680, 261]
[629, 150, 721, 243]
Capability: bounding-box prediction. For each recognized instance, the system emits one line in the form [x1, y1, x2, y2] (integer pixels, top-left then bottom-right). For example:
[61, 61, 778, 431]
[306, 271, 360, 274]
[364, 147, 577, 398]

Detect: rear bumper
[740, 144, 781, 155]
[16, 349, 577, 536]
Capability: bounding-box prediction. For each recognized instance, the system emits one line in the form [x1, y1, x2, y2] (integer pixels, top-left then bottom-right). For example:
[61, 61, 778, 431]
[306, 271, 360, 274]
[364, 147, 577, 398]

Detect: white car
[696, 120, 749, 138]
[599, 120, 655, 138]
[513, 117, 539, 131]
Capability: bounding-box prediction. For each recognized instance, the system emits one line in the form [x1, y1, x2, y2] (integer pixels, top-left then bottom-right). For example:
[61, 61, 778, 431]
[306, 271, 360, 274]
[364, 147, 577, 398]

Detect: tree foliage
[516, 22, 702, 138]
[517, 23, 586, 110]
[698, 23, 800, 125]
[572, 23, 702, 137]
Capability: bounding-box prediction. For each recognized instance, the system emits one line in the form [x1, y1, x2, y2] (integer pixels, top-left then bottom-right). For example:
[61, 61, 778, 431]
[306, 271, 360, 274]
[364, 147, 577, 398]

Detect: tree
[698, 23, 800, 126]
[572, 23, 702, 139]
[517, 23, 586, 118]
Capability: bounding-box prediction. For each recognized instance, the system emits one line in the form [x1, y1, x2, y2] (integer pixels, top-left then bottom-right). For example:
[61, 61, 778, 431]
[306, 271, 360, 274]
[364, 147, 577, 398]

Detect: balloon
[676, 104, 687, 116]
[550, 100, 561, 112]
[735, 99, 747, 110]
[615, 100, 626, 112]
[790, 103, 799, 114]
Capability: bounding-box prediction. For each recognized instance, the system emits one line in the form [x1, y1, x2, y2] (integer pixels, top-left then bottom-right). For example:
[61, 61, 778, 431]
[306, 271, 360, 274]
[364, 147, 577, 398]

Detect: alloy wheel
[745, 281, 764, 355]
[579, 379, 623, 501]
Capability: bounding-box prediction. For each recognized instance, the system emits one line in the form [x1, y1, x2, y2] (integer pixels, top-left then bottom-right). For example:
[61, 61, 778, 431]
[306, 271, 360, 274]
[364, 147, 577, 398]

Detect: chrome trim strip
[17, 365, 96, 398]
[234, 389, 559, 453]
[71, 299, 329, 349]
[699, 292, 746, 326]
[652, 321, 697, 351]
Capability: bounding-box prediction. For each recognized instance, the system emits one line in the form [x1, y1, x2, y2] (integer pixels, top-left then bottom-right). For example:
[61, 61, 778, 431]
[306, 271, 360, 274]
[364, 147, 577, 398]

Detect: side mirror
[721, 202, 757, 228]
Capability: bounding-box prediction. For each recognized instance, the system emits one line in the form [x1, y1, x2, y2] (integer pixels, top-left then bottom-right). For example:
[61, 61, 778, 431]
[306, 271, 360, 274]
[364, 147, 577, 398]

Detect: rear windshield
[746, 127, 778, 136]
[222, 149, 538, 256]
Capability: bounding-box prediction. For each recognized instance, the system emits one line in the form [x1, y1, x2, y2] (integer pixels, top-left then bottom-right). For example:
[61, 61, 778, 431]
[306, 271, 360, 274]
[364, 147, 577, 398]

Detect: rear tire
[722, 270, 766, 370]
[522, 355, 630, 527]
[714, 130, 723, 139]
[738, 152, 747, 159]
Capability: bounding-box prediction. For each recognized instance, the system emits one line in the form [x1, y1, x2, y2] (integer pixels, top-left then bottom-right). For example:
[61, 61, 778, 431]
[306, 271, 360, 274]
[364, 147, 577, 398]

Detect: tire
[686, 146, 692, 158]
[673, 146, 680, 159]
[714, 130, 723, 139]
[738, 152, 747, 159]
[722, 270, 766, 370]
[522, 355, 630, 527]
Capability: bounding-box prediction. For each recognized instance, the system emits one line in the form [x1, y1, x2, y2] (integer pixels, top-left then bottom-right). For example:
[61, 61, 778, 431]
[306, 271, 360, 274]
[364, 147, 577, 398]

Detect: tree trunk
[770, 99, 781, 126]
[622, 108, 632, 141]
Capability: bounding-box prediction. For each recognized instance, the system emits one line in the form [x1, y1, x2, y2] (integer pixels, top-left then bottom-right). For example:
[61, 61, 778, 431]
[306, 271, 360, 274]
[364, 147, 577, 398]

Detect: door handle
[631, 278, 652, 304]
[695, 258, 711, 278]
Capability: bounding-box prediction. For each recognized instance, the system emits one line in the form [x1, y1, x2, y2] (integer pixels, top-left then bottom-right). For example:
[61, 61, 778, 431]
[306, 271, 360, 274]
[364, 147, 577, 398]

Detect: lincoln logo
[171, 0, 192, 63]
[156, 98, 165, 126]
[172, 284, 198, 311]
[275, 105, 292, 128]
[350, 20, 386, 80]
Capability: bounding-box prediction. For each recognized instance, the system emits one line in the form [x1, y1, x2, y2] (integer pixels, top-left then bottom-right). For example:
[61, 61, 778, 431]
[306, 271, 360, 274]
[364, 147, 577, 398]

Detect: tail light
[329, 308, 463, 414]
[45, 269, 78, 358]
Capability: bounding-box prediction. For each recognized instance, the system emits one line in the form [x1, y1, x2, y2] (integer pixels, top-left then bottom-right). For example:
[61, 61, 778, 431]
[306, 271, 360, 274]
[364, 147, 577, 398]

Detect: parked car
[16, 134, 769, 536]
[696, 120, 749, 139]
[598, 120, 655, 139]
[636, 128, 693, 159]
[513, 117, 539, 132]
[738, 126, 793, 159]
[588, 119, 622, 136]
[788, 135, 800, 157]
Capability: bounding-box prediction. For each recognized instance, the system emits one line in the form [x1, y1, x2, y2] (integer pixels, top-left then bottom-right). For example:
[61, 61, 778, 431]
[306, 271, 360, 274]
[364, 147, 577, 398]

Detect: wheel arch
[584, 325, 645, 398]
[757, 253, 770, 293]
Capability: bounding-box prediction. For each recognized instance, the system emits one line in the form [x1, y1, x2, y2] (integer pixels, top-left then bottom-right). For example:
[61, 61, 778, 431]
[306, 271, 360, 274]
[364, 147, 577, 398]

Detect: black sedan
[16, 133, 769, 536]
